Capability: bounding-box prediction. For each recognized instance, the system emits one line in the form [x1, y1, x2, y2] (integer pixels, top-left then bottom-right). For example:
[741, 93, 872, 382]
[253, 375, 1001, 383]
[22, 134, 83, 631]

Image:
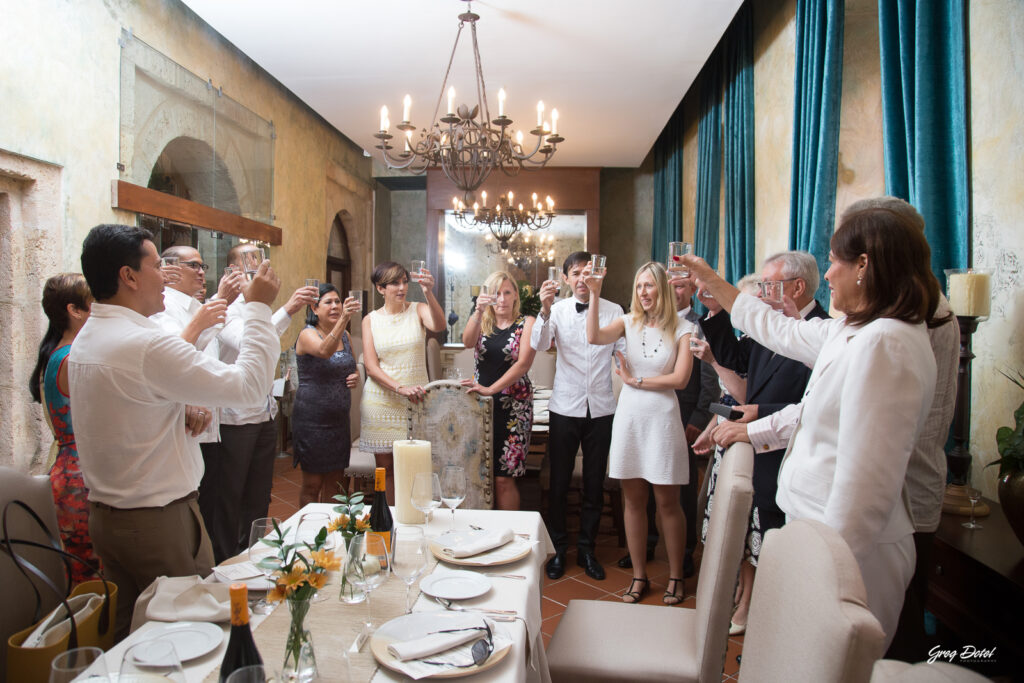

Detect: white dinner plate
[136, 621, 224, 661]
[429, 534, 533, 567]
[370, 611, 511, 679]
[419, 571, 492, 600]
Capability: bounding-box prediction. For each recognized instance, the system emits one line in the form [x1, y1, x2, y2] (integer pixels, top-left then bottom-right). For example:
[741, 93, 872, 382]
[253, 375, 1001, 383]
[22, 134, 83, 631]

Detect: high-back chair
[407, 380, 494, 509]
[546, 442, 754, 683]
[737, 519, 886, 683]
[0, 466, 66, 676]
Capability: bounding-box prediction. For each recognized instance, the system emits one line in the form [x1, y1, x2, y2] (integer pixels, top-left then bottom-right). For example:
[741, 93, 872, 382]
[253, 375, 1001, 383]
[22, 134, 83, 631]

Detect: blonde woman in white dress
[585, 261, 695, 605]
[361, 261, 446, 501]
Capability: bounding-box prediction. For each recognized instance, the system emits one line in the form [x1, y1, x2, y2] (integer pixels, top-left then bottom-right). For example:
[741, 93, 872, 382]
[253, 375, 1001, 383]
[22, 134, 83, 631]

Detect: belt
[90, 490, 198, 512]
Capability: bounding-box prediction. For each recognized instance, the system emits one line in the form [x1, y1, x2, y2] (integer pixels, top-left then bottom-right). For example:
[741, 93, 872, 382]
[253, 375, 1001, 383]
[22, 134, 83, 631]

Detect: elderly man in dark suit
[699, 250, 828, 633]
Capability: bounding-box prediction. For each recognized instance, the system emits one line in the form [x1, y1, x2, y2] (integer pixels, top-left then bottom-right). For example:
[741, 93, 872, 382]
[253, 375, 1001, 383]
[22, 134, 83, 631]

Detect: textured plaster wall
[0, 0, 373, 469]
[388, 190, 428, 305]
[967, 0, 1024, 498]
[599, 153, 654, 309]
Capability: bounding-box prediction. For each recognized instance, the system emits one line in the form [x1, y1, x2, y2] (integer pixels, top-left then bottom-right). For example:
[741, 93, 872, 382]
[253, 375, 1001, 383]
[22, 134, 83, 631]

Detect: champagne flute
[49, 646, 107, 683]
[411, 471, 442, 522]
[963, 484, 984, 530]
[391, 527, 429, 613]
[440, 465, 467, 531]
[248, 516, 281, 615]
[344, 532, 391, 636]
[120, 640, 185, 682]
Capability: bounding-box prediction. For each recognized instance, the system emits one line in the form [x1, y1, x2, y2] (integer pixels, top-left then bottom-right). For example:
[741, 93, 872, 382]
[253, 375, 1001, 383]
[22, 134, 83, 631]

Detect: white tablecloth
[85, 505, 554, 683]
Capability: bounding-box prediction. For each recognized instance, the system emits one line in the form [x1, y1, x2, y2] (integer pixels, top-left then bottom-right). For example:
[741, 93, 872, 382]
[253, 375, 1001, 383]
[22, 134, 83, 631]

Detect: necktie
[576, 302, 589, 313]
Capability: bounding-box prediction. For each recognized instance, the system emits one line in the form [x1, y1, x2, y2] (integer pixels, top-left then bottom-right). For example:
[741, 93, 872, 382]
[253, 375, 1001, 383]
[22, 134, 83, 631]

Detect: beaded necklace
[640, 324, 664, 358]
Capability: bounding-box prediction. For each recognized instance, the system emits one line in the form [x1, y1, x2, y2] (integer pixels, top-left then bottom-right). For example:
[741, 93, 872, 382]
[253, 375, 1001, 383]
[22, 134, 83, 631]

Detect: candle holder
[942, 314, 991, 516]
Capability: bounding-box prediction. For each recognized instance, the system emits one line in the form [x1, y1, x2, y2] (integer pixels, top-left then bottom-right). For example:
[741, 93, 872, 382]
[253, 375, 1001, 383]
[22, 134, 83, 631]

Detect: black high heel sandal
[622, 577, 650, 603]
[663, 577, 685, 605]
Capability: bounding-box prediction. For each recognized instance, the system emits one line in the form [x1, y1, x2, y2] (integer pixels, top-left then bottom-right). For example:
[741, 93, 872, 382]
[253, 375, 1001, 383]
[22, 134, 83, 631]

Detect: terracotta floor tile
[541, 596, 565, 619]
[723, 637, 743, 676]
[544, 577, 611, 606]
[541, 632, 552, 649]
[540, 613, 562, 637]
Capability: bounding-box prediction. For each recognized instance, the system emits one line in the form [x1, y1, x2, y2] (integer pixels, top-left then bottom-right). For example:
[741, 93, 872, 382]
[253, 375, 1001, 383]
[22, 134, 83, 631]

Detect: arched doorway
[326, 212, 352, 300]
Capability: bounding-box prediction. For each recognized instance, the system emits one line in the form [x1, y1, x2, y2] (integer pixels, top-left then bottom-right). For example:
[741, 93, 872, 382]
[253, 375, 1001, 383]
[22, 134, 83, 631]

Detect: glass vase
[338, 536, 366, 604]
[281, 598, 317, 682]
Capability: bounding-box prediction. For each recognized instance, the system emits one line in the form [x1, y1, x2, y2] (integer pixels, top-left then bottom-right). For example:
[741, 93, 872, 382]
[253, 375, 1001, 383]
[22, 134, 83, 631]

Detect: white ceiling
[181, 0, 743, 168]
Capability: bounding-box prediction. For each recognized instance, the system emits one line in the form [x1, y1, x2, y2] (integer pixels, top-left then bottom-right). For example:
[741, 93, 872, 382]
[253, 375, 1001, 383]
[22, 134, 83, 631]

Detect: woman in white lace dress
[585, 261, 694, 605]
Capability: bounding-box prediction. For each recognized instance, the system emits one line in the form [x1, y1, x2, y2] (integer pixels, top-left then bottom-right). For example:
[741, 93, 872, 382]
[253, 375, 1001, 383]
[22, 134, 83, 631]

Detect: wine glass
[443, 367, 462, 381]
[248, 516, 281, 615]
[344, 532, 391, 635]
[225, 664, 270, 682]
[963, 486, 984, 529]
[391, 527, 429, 613]
[298, 512, 333, 603]
[440, 465, 467, 531]
[49, 646, 107, 683]
[412, 471, 442, 523]
[120, 639, 185, 682]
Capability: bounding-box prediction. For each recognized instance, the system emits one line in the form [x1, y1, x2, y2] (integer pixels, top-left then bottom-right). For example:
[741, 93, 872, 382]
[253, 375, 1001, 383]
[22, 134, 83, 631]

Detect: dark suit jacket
[699, 301, 829, 512]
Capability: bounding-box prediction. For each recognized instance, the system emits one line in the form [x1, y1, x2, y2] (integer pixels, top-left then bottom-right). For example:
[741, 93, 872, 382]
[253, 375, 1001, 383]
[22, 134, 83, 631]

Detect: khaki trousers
[89, 494, 214, 640]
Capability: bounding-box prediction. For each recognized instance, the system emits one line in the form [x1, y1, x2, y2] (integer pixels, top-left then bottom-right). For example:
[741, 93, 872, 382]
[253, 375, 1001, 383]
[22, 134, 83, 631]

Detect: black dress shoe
[616, 547, 656, 569]
[577, 551, 606, 580]
[546, 553, 566, 580]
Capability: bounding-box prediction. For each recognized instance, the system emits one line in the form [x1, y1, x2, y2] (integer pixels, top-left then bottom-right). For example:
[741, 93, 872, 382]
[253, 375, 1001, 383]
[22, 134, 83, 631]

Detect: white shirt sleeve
[531, 309, 554, 352]
[746, 403, 802, 453]
[731, 293, 833, 367]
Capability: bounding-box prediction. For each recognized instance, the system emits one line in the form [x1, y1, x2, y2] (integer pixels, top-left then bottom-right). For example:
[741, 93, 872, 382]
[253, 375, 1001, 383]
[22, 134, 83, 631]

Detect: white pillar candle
[393, 439, 433, 524]
[947, 271, 991, 317]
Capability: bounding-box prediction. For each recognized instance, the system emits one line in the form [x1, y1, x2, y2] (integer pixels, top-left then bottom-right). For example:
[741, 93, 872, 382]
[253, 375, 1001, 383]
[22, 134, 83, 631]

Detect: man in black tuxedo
[616, 276, 719, 574]
[699, 250, 828, 631]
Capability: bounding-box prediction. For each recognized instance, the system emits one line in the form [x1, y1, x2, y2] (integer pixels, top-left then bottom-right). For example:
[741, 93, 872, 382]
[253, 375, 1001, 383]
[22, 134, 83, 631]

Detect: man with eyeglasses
[151, 244, 245, 537]
[694, 250, 828, 633]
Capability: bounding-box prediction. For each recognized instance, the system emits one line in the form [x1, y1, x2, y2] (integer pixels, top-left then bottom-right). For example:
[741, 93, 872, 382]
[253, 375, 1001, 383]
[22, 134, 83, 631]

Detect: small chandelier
[373, 1, 564, 199]
[453, 190, 555, 250]
[490, 233, 557, 267]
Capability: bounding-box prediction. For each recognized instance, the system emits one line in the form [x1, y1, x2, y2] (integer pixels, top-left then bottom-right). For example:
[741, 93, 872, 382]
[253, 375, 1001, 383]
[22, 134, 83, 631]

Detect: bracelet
[327, 331, 337, 340]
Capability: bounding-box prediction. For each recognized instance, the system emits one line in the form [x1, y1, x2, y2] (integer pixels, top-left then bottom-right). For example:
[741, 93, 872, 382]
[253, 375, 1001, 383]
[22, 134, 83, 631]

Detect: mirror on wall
[442, 210, 586, 343]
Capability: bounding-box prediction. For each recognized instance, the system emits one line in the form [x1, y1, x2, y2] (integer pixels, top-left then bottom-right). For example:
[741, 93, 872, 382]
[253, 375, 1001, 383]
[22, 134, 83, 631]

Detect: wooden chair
[406, 380, 494, 509]
[546, 443, 754, 682]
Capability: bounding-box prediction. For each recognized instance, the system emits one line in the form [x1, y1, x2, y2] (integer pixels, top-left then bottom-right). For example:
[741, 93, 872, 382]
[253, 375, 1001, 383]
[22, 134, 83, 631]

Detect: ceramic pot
[999, 471, 1024, 546]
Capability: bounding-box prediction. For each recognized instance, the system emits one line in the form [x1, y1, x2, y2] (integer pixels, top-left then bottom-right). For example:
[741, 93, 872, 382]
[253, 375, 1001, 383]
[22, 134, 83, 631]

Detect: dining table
[84, 504, 555, 682]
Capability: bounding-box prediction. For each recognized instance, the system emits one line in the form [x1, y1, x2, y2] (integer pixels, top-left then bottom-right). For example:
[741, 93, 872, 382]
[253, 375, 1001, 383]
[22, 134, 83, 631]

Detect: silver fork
[469, 524, 530, 538]
[434, 596, 517, 621]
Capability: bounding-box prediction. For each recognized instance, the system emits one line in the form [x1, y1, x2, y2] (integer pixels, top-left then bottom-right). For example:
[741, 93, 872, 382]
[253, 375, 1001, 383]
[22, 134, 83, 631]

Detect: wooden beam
[111, 180, 283, 245]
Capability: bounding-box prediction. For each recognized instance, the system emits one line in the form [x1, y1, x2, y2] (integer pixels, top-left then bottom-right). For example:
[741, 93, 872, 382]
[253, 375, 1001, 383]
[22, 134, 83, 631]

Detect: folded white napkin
[22, 593, 105, 647]
[443, 528, 515, 558]
[130, 575, 231, 632]
[387, 618, 490, 661]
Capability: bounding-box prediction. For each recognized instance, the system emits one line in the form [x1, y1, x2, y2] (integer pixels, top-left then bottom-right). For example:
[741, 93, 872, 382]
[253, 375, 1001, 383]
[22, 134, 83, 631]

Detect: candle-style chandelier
[491, 233, 557, 267]
[452, 190, 556, 250]
[373, 1, 564, 201]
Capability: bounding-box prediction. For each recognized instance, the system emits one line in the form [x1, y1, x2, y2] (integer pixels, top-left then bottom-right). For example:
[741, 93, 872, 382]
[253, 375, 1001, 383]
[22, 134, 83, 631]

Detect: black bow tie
[576, 302, 589, 313]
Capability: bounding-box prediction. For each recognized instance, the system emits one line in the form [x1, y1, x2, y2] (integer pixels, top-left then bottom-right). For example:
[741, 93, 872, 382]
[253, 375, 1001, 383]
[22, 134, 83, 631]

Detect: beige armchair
[546, 442, 754, 682]
[406, 380, 494, 509]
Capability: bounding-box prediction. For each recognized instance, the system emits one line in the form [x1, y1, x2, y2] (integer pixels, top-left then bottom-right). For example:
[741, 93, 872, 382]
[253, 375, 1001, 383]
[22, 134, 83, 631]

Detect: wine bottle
[219, 583, 262, 681]
[369, 466, 394, 550]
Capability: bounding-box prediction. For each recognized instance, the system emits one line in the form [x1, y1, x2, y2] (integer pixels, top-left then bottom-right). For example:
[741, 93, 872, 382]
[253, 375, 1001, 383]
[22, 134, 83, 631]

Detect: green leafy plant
[988, 369, 1024, 477]
[518, 281, 540, 318]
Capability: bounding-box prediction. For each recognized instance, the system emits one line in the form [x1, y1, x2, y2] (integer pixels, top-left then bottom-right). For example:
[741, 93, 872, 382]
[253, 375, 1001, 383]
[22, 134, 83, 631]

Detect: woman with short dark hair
[683, 196, 947, 646]
[29, 273, 99, 584]
[360, 261, 446, 500]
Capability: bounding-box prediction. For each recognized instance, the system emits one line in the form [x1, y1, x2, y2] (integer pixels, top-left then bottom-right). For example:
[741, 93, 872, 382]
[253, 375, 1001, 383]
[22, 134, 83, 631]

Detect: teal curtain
[879, 0, 968, 285]
[695, 57, 722, 272]
[722, 2, 756, 284]
[789, 0, 845, 309]
[652, 102, 685, 264]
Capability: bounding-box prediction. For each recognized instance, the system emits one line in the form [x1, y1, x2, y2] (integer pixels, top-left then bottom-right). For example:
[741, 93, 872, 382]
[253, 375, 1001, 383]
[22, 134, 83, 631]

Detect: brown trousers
[88, 495, 214, 640]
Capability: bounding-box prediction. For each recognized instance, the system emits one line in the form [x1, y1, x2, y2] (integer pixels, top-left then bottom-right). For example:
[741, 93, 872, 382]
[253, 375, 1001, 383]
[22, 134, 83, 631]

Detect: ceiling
[181, 0, 744, 169]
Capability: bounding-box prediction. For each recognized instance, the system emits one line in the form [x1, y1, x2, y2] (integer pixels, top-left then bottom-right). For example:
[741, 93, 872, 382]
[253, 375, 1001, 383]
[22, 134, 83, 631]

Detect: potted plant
[518, 281, 540, 318]
[988, 369, 1024, 545]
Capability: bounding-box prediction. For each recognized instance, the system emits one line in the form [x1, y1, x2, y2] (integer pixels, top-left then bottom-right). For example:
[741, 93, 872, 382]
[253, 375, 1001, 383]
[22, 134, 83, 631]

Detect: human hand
[581, 263, 603, 293]
[538, 279, 558, 312]
[612, 350, 633, 383]
[693, 420, 716, 455]
[345, 372, 359, 389]
[679, 255, 717, 289]
[460, 378, 494, 396]
[733, 404, 758, 423]
[417, 268, 435, 291]
[711, 420, 751, 448]
[217, 268, 245, 305]
[191, 299, 228, 331]
[243, 260, 281, 306]
[161, 264, 183, 285]
[689, 337, 716, 364]
[475, 293, 495, 313]
[685, 424, 702, 445]
[342, 296, 361, 317]
[699, 287, 723, 314]
[184, 405, 213, 437]
[396, 384, 425, 403]
[780, 294, 801, 320]
[283, 286, 319, 316]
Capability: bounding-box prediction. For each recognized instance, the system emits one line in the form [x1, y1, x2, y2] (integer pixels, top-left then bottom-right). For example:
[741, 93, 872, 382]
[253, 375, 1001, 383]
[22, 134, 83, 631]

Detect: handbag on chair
[2, 500, 117, 683]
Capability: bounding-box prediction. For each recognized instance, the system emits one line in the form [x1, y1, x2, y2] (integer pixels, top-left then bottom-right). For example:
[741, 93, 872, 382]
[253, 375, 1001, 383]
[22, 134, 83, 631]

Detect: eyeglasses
[180, 261, 209, 273]
[759, 277, 799, 287]
[421, 624, 494, 668]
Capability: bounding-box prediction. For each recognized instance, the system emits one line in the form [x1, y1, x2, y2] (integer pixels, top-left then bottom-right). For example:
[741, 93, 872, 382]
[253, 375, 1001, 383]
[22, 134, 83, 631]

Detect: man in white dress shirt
[532, 252, 625, 580]
[203, 242, 317, 562]
[70, 224, 281, 636]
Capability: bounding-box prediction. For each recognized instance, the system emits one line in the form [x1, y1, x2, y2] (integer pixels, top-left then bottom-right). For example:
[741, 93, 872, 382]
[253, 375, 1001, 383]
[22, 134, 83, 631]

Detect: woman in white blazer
[682, 197, 949, 646]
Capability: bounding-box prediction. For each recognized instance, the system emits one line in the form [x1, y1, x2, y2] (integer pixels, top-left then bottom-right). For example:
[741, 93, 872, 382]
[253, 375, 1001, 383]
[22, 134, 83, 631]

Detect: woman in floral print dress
[29, 273, 100, 584]
[461, 271, 536, 510]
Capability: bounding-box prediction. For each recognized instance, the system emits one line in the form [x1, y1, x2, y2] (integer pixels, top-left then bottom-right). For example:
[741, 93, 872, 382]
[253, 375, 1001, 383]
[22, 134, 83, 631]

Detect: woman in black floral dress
[461, 271, 536, 510]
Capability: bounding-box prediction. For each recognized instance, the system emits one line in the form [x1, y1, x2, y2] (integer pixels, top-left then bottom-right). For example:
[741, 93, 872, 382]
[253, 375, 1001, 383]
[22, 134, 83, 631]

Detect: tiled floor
[267, 455, 745, 681]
